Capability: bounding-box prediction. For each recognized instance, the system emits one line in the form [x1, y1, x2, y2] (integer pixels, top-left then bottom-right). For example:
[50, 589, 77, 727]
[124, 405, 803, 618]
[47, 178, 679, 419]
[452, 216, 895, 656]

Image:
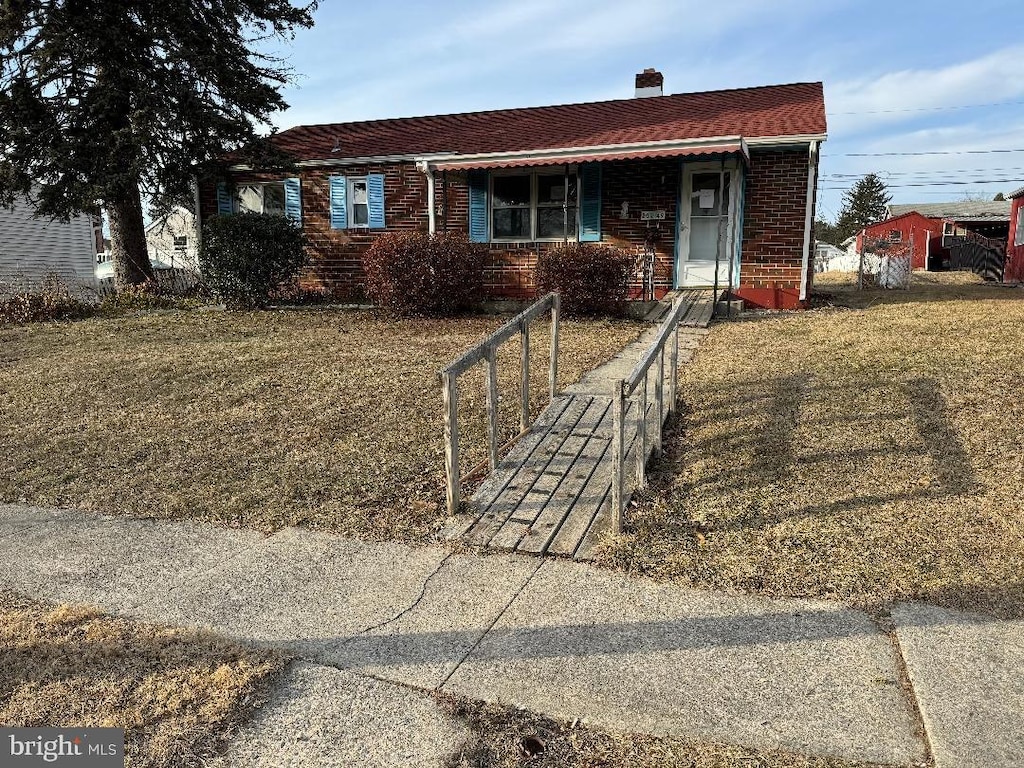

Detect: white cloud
[826, 45, 1024, 136]
[273, 0, 825, 127]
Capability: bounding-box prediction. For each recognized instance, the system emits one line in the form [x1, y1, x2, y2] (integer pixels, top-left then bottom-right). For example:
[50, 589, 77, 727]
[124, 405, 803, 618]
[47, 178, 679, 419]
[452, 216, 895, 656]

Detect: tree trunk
[107, 179, 154, 290]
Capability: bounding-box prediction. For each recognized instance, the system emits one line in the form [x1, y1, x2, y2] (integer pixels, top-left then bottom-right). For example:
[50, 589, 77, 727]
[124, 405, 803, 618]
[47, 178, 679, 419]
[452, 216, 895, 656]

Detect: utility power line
[821, 176, 1023, 185]
[820, 178, 1021, 190]
[820, 166, 1024, 179]
[823, 148, 1024, 158]
[827, 99, 1024, 116]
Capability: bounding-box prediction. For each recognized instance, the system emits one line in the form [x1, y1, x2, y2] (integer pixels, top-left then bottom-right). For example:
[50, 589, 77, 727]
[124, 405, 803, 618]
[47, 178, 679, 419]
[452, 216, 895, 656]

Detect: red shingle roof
[271, 82, 826, 162]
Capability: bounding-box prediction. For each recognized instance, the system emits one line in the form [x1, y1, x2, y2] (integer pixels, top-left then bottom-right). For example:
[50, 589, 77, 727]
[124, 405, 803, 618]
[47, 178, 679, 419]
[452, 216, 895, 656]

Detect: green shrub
[0, 275, 96, 325]
[536, 243, 634, 316]
[199, 213, 307, 308]
[362, 231, 486, 316]
[98, 281, 202, 313]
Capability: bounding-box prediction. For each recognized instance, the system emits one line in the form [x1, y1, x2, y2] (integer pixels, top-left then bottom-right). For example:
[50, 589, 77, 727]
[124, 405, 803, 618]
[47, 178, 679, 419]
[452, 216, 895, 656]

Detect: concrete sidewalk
[1, 504, 1021, 767]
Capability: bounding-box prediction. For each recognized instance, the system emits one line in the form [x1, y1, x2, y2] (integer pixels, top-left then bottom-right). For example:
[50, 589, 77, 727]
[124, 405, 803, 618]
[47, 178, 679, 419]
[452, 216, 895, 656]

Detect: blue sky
[264, 0, 1023, 220]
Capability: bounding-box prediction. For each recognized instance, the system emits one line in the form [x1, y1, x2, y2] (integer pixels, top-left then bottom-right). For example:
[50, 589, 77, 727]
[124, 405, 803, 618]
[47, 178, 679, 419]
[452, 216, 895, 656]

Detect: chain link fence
[857, 235, 912, 290]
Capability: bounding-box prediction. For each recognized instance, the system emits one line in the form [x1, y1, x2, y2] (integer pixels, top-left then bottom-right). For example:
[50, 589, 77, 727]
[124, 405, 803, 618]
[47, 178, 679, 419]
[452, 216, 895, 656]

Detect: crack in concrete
[435, 557, 545, 691]
[869, 610, 937, 768]
[341, 551, 456, 641]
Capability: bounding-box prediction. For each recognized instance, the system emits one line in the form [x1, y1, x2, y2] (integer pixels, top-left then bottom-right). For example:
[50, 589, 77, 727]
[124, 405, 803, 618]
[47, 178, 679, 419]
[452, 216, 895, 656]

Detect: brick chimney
[634, 68, 664, 98]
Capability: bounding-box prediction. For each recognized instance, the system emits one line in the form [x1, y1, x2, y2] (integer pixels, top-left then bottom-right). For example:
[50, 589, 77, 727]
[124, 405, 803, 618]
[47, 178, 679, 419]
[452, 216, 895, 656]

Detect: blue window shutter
[468, 170, 489, 243]
[216, 182, 233, 215]
[579, 163, 602, 242]
[367, 173, 386, 229]
[284, 177, 302, 224]
[329, 175, 348, 230]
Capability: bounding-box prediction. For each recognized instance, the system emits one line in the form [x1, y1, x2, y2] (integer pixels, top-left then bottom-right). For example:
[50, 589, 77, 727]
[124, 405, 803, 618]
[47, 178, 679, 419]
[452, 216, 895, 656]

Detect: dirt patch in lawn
[596, 273, 1024, 618]
[0, 310, 642, 540]
[0, 592, 284, 768]
[442, 697, 885, 768]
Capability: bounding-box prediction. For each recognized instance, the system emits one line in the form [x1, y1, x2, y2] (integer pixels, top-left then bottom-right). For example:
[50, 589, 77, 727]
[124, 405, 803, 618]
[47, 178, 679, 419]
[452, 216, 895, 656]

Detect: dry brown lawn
[597, 272, 1024, 618]
[0, 592, 283, 768]
[0, 309, 641, 540]
[813, 268, 992, 293]
[443, 697, 885, 768]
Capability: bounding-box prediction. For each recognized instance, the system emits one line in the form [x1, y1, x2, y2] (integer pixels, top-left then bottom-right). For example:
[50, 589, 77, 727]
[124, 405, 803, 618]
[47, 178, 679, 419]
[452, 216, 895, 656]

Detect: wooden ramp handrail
[609, 295, 690, 533]
[439, 293, 561, 516]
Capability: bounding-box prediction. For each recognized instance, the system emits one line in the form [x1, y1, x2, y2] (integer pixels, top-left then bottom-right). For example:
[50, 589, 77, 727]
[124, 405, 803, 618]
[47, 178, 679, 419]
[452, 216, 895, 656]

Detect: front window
[173, 236, 188, 251]
[236, 182, 285, 215]
[491, 170, 578, 241]
[349, 177, 369, 227]
[1015, 207, 1024, 246]
[888, 230, 902, 243]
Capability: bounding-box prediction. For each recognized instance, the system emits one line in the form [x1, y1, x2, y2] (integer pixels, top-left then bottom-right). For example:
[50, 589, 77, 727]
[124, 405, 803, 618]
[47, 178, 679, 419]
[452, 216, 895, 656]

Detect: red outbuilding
[855, 211, 941, 270]
[1006, 187, 1024, 283]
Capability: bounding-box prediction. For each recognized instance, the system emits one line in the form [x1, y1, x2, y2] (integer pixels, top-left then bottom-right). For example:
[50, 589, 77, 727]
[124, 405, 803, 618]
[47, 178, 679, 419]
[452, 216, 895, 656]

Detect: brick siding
[201, 147, 814, 308]
[734, 148, 812, 309]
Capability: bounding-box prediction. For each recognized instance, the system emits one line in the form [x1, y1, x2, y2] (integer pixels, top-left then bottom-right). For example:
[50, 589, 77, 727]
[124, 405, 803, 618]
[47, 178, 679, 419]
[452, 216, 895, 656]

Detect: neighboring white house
[814, 240, 860, 273]
[145, 206, 199, 271]
[96, 206, 199, 284]
[0, 194, 100, 293]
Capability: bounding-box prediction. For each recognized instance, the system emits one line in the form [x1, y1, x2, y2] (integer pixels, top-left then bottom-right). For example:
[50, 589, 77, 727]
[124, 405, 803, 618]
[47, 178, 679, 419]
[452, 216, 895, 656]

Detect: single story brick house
[200, 71, 827, 309]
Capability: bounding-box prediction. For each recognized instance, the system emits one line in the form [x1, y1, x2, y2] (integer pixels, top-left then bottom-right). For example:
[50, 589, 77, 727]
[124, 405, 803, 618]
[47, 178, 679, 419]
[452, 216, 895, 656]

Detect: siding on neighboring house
[145, 207, 200, 271]
[1006, 191, 1024, 283]
[0, 195, 98, 292]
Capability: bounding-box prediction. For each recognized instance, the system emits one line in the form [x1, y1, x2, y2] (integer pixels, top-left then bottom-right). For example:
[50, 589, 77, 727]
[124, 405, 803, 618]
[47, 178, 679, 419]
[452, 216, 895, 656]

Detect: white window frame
[888, 229, 902, 243]
[173, 235, 188, 250]
[1015, 207, 1024, 247]
[347, 176, 370, 228]
[235, 182, 286, 215]
[489, 166, 578, 243]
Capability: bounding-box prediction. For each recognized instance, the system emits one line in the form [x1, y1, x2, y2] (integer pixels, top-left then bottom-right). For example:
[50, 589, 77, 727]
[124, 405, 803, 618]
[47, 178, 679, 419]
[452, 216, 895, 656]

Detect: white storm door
[677, 161, 739, 288]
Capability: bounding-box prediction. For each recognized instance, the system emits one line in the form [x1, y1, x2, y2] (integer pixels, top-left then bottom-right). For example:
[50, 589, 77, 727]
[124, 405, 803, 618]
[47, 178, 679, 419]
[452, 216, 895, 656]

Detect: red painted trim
[732, 285, 805, 310]
[1006, 196, 1024, 282]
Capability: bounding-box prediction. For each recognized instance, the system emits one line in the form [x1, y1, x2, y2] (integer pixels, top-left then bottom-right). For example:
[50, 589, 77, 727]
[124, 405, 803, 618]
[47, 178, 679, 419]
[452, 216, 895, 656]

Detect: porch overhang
[424, 136, 750, 172]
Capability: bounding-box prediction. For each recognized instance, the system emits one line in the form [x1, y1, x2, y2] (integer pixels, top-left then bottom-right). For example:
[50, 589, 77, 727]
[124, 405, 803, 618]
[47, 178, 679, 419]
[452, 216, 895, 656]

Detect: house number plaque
[640, 210, 666, 221]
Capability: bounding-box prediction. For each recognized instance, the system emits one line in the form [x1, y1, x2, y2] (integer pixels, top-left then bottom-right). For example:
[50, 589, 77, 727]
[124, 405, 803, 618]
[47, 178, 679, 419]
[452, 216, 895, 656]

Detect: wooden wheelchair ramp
[447, 290, 713, 559]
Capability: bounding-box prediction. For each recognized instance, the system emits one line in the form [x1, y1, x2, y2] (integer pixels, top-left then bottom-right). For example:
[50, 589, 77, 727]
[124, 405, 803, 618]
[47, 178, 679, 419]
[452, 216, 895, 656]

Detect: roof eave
[419, 135, 752, 170]
[227, 132, 826, 172]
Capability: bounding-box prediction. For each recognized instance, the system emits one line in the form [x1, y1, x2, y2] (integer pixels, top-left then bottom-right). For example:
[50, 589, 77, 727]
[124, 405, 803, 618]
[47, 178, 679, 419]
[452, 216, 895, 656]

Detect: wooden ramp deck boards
[451, 290, 714, 559]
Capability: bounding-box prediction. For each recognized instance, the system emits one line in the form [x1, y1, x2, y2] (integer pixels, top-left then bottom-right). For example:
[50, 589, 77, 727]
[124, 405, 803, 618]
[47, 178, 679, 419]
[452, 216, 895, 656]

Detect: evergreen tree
[813, 217, 842, 246]
[994, 192, 1006, 201]
[0, 0, 315, 288]
[835, 173, 892, 243]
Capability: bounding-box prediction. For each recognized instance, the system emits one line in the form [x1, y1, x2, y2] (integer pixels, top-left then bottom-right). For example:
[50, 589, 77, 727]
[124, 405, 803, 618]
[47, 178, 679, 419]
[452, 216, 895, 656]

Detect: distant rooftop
[886, 201, 1011, 222]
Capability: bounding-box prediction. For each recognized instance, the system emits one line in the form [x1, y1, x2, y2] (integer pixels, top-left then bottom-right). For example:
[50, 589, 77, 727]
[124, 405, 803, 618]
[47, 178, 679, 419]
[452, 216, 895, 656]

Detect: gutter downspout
[799, 140, 819, 303]
[416, 160, 436, 235]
